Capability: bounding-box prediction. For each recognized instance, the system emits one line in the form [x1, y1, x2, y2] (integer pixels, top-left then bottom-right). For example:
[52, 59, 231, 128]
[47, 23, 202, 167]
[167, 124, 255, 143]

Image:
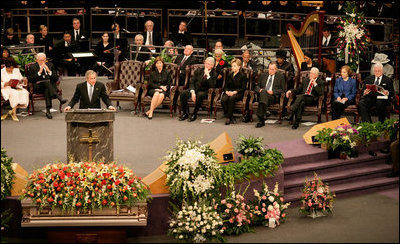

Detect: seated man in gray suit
[255, 62, 285, 128]
[64, 70, 116, 111]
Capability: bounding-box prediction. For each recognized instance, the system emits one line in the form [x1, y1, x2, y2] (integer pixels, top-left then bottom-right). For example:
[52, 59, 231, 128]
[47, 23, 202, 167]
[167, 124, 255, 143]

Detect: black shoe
[188, 114, 197, 122]
[291, 121, 299, 129]
[256, 121, 265, 128]
[225, 118, 231, 125]
[380, 148, 390, 154]
[242, 114, 250, 123]
[179, 113, 189, 121]
[265, 110, 272, 118]
[46, 111, 53, 119]
[60, 99, 68, 105]
[387, 172, 399, 178]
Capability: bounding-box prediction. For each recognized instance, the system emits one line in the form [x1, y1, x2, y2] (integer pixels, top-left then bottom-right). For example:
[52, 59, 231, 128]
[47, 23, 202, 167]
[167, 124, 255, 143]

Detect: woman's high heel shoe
[11, 113, 19, 121]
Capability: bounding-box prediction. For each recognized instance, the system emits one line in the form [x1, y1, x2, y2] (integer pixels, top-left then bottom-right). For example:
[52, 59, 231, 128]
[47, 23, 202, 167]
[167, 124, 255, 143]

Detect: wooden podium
[65, 109, 115, 163]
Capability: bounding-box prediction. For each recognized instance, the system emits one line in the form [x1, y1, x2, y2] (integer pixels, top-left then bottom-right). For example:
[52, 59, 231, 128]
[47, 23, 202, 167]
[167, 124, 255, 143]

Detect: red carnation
[47, 197, 54, 203]
[115, 180, 120, 185]
[123, 196, 128, 201]
[118, 167, 124, 173]
[76, 202, 82, 207]
[74, 172, 79, 177]
[102, 199, 108, 206]
[219, 60, 225, 66]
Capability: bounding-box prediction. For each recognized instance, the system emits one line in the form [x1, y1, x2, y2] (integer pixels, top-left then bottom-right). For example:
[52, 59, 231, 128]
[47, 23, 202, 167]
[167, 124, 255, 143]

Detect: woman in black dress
[214, 48, 229, 88]
[145, 56, 172, 119]
[35, 25, 53, 57]
[221, 58, 247, 125]
[93, 31, 114, 76]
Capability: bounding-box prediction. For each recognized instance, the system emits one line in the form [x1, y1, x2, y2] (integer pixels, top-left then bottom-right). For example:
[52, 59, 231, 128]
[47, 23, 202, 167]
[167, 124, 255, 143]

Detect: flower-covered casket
[21, 162, 151, 227]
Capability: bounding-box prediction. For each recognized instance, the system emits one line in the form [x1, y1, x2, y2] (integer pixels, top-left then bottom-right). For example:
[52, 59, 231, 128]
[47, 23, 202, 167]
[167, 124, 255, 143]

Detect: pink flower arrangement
[22, 161, 151, 211]
[215, 192, 252, 235]
[250, 182, 290, 227]
[299, 172, 336, 216]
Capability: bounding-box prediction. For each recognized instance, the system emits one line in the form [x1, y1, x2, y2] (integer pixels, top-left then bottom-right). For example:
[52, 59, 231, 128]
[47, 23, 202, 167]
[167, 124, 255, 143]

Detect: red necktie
[306, 79, 314, 95]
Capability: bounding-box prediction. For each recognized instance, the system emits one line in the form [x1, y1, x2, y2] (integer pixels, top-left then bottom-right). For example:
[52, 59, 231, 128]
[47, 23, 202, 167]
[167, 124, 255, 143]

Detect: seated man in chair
[179, 57, 216, 122]
[26, 52, 68, 119]
[286, 67, 324, 129]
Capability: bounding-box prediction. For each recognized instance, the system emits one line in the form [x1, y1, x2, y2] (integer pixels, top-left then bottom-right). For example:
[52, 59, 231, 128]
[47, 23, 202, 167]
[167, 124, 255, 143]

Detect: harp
[286, 11, 325, 71]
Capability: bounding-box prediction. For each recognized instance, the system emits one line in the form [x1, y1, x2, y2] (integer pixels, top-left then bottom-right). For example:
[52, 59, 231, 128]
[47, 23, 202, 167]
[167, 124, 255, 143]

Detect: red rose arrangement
[22, 162, 151, 211]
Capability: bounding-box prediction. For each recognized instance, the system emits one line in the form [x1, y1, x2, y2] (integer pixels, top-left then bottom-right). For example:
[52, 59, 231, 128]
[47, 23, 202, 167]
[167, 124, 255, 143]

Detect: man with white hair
[174, 45, 197, 86]
[133, 34, 151, 62]
[26, 52, 67, 119]
[359, 62, 394, 123]
[286, 67, 325, 129]
[142, 20, 162, 52]
[179, 57, 217, 122]
[64, 70, 116, 111]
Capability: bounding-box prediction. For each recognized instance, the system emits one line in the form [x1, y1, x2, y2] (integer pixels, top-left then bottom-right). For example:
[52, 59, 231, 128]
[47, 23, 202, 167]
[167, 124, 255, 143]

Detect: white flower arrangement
[165, 139, 222, 204]
[168, 201, 225, 243]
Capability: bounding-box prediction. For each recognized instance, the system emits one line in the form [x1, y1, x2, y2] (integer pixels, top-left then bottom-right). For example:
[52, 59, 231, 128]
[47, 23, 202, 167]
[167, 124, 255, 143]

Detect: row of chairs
[107, 60, 394, 123]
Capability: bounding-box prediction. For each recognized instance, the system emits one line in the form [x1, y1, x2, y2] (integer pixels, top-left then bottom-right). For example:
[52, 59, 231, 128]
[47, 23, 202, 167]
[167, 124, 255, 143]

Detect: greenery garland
[1, 148, 15, 201]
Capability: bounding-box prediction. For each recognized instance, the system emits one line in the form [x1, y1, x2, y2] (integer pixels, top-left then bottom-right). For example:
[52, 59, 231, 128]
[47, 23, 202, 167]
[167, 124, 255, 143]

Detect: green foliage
[355, 122, 382, 146]
[1, 148, 15, 201]
[380, 119, 398, 140]
[314, 128, 334, 148]
[221, 149, 283, 186]
[236, 135, 265, 159]
[12, 52, 35, 76]
[145, 50, 177, 70]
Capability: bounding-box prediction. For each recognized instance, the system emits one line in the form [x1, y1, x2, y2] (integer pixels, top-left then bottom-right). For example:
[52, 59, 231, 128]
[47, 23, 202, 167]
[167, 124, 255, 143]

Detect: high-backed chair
[177, 64, 215, 117]
[213, 67, 253, 120]
[140, 63, 180, 117]
[325, 72, 363, 122]
[249, 69, 288, 123]
[287, 70, 328, 123]
[25, 62, 63, 115]
[106, 60, 144, 113]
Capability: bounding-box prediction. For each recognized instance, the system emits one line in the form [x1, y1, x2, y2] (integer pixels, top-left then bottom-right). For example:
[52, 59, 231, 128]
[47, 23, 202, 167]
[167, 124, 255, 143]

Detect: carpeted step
[284, 163, 393, 195]
[284, 176, 399, 203]
[282, 151, 389, 177]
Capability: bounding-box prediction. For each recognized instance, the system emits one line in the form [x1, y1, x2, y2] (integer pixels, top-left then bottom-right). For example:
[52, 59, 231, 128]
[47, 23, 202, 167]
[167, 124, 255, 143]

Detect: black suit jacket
[26, 62, 58, 84]
[54, 40, 80, 60]
[171, 32, 193, 47]
[256, 72, 285, 95]
[362, 75, 394, 99]
[277, 61, 294, 82]
[174, 54, 197, 85]
[68, 81, 111, 109]
[133, 46, 151, 62]
[292, 77, 325, 97]
[142, 31, 163, 47]
[189, 68, 217, 93]
[70, 29, 87, 42]
[224, 71, 247, 97]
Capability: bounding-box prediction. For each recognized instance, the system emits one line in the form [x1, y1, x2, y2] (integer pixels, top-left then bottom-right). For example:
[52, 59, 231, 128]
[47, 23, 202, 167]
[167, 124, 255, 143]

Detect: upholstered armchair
[106, 60, 144, 113]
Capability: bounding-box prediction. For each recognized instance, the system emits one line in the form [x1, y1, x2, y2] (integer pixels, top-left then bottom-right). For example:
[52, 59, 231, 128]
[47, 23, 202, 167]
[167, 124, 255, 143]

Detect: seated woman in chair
[1, 57, 29, 121]
[331, 65, 356, 120]
[221, 58, 247, 125]
[214, 48, 229, 88]
[145, 56, 172, 119]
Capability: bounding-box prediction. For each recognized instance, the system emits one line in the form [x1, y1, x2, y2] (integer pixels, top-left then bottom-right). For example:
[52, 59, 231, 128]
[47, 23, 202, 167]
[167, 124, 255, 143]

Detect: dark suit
[133, 46, 151, 62]
[26, 61, 60, 110]
[332, 77, 356, 120]
[171, 32, 193, 47]
[54, 40, 80, 75]
[359, 75, 394, 122]
[215, 60, 229, 88]
[301, 61, 320, 71]
[69, 29, 89, 51]
[68, 81, 111, 109]
[35, 34, 53, 56]
[174, 54, 197, 86]
[243, 60, 258, 75]
[290, 77, 324, 121]
[221, 71, 247, 118]
[180, 68, 217, 115]
[148, 69, 172, 97]
[255, 72, 285, 121]
[109, 33, 128, 61]
[142, 31, 163, 48]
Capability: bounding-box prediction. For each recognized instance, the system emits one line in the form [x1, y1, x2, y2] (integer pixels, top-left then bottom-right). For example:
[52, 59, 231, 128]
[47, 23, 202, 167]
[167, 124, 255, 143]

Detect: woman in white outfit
[1, 57, 29, 121]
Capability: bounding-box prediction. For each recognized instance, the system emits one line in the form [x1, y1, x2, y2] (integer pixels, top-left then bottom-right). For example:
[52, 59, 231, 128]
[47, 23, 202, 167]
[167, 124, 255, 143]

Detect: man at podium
[64, 70, 116, 111]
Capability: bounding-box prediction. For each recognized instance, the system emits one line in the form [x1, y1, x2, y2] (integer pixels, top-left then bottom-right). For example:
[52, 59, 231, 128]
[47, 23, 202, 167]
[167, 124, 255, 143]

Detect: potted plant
[1, 148, 16, 235]
[380, 119, 398, 141]
[331, 125, 359, 159]
[299, 172, 335, 218]
[12, 52, 36, 76]
[314, 128, 333, 150]
[355, 122, 381, 147]
[236, 135, 265, 160]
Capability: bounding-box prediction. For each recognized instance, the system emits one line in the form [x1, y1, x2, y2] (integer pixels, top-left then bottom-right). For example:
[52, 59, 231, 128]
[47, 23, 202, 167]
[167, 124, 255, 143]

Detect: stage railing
[167, 9, 240, 40]
[7, 45, 45, 56]
[3, 8, 86, 37]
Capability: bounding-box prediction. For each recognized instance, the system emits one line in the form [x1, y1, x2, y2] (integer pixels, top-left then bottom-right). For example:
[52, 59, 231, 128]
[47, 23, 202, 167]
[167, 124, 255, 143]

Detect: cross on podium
[79, 128, 100, 162]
